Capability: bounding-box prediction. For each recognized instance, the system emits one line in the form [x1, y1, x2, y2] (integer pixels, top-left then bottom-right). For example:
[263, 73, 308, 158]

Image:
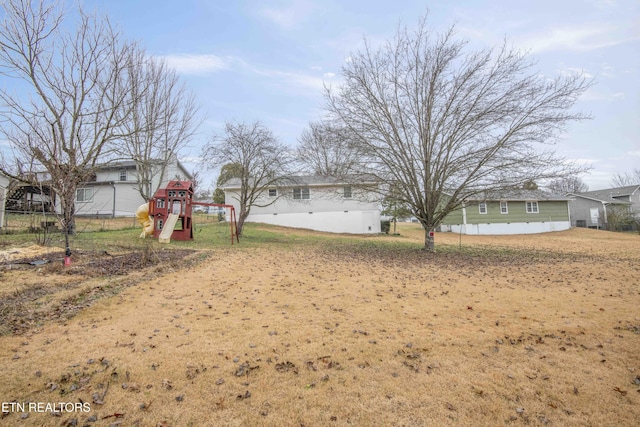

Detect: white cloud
[556, 66, 594, 79]
[261, 69, 328, 92]
[158, 54, 234, 75]
[245, 62, 336, 93]
[575, 158, 601, 165]
[516, 25, 637, 53]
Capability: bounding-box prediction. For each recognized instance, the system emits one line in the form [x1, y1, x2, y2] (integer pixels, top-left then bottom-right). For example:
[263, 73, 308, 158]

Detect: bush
[381, 220, 391, 234]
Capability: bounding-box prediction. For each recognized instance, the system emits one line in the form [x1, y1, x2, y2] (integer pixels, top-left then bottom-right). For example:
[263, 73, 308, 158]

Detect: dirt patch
[0, 248, 198, 335]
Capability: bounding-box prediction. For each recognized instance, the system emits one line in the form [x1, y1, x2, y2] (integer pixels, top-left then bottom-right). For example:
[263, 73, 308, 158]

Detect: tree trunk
[424, 229, 435, 252]
[236, 206, 249, 237]
[236, 216, 245, 237]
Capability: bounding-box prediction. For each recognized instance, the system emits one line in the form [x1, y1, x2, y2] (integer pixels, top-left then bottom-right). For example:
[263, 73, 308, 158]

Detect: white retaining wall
[247, 210, 381, 234]
[441, 221, 571, 235]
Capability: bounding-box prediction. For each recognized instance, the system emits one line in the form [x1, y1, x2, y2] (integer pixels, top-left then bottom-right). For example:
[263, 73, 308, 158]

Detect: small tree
[325, 15, 592, 251]
[201, 121, 292, 236]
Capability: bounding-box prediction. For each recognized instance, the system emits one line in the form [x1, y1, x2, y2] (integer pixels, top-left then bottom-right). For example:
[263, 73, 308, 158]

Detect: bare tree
[114, 48, 200, 200]
[547, 176, 589, 194]
[325, 16, 592, 251]
[611, 168, 640, 187]
[213, 162, 242, 204]
[296, 120, 360, 176]
[0, 0, 134, 251]
[201, 121, 292, 236]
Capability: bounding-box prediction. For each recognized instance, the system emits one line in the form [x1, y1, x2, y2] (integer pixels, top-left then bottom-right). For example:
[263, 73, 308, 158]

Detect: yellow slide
[136, 203, 154, 238]
[158, 213, 179, 244]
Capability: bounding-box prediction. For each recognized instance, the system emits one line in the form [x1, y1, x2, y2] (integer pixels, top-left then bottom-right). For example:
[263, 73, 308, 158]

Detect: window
[76, 188, 93, 202]
[293, 187, 310, 200]
[526, 201, 539, 213]
[119, 169, 127, 181]
[269, 189, 277, 197]
[478, 202, 487, 214]
[156, 199, 165, 208]
[343, 186, 352, 198]
[500, 201, 508, 214]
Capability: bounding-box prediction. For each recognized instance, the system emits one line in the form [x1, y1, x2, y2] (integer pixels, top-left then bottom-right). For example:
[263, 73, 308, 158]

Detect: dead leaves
[234, 361, 259, 377]
[275, 361, 298, 374]
[186, 363, 206, 380]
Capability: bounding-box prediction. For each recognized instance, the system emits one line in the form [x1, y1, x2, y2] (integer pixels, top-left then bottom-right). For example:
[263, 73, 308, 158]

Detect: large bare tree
[296, 120, 360, 176]
[0, 0, 134, 247]
[114, 48, 200, 200]
[325, 16, 592, 251]
[201, 121, 292, 236]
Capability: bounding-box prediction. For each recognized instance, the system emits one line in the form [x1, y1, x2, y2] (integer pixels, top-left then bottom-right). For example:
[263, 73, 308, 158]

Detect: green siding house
[440, 190, 571, 235]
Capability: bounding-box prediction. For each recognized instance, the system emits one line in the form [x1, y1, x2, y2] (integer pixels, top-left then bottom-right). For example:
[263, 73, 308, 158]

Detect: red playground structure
[148, 180, 238, 244]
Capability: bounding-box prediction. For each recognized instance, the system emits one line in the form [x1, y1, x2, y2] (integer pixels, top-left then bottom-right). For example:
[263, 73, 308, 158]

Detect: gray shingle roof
[220, 174, 379, 189]
[464, 189, 570, 202]
[575, 185, 640, 201]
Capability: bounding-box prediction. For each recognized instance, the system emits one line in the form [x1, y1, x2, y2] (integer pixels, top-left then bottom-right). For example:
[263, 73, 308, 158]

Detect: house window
[119, 170, 127, 181]
[526, 201, 539, 213]
[478, 202, 487, 214]
[76, 188, 93, 203]
[269, 189, 277, 197]
[293, 187, 310, 200]
[500, 201, 508, 214]
[156, 198, 165, 209]
[343, 186, 352, 198]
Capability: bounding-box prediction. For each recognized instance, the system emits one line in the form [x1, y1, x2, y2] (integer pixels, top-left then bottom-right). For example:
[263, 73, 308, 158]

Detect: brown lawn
[0, 224, 638, 426]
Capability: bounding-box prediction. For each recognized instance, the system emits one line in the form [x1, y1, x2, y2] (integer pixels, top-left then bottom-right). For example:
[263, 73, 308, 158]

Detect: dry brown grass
[0, 224, 639, 426]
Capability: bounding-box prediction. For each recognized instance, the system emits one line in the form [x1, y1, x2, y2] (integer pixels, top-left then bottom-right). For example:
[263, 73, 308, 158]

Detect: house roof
[575, 185, 640, 201]
[95, 157, 193, 180]
[464, 189, 570, 202]
[566, 192, 631, 205]
[220, 174, 379, 189]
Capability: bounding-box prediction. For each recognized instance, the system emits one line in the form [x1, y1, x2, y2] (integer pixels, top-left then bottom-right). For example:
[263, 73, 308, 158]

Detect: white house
[73, 156, 192, 217]
[221, 175, 382, 234]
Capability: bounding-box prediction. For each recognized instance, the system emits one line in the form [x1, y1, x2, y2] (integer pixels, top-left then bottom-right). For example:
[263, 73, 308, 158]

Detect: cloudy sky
[81, 1, 640, 189]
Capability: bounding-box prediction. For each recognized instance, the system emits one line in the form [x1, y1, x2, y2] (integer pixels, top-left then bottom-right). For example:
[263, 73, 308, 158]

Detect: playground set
[136, 180, 238, 244]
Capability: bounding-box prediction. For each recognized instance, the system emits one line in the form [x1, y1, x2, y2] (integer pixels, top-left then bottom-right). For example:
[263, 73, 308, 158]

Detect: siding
[442, 200, 569, 225]
[567, 198, 604, 228]
[75, 183, 145, 217]
[223, 184, 381, 234]
[226, 185, 379, 215]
